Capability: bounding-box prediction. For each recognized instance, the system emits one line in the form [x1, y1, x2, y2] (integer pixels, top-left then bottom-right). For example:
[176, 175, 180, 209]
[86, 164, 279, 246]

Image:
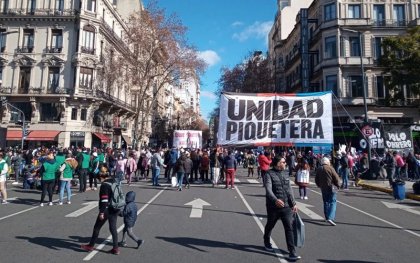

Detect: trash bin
[392, 180, 405, 200]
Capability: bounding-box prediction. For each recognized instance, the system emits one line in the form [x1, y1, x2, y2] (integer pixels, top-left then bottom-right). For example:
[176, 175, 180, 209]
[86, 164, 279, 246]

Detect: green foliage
[381, 26, 420, 96]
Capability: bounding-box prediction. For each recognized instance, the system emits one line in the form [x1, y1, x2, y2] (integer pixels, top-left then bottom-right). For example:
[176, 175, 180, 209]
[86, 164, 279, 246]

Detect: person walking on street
[39, 151, 59, 206]
[295, 159, 310, 199]
[223, 150, 237, 189]
[58, 153, 76, 205]
[89, 152, 99, 190]
[258, 151, 272, 186]
[263, 156, 300, 261]
[339, 152, 350, 190]
[81, 172, 121, 255]
[247, 151, 256, 177]
[315, 157, 341, 226]
[210, 149, 221, 187]
[183, 152, 193, 189]
[78, 148, 90, 193]
[0, 153, 9, 204]
[150, 149, 165, 186]
[118, 191, 144, 249]
[174, 154, 186, 191]
[125, 153, 137, 186]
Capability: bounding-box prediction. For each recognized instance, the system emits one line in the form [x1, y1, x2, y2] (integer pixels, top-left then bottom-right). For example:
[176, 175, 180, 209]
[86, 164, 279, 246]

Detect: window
[0, 28, 6, 52]
[79, 67, 93, 88]
[324, 3, 336, 21]
[27, 0, 36, 14]
[349, 37, 361, 57]
[373, 37, 383, 61]
[349, 76, 363, 97]
[18, 67, 31, 93]
[50, 29, 62, 52]
[22, 29, 34, 53]
[325, 36, 337, 59]
[373, 5, 385, 26]
[393, 5, 406, 26]
[71, 108, 77, 120]
[418, 4, 420, 19]
[86, 0, 96, 12]
[82, 25, 95, 54]
[348, 4, 361, 18]
[55, 0, 64, 11]
[2, 0, 9, 14]
[81, 109, 87, 121]
[375, 76, 385, 98]
[40, 103, 61, 122]
[339, 36, 345, 57]
[48, 67, 60, 92]
[326, 75, 338, 96]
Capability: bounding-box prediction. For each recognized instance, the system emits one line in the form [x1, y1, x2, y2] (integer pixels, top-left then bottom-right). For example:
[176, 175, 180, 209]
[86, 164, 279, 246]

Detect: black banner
[384, 124, 413, 152]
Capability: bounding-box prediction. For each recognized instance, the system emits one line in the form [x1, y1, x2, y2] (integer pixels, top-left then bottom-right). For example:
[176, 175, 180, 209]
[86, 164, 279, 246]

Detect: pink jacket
[258, 155, 272, 171]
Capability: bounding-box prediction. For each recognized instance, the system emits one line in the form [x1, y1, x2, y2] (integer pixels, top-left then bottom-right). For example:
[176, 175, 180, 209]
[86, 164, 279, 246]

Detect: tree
[122, 1, 206, 147]
[381, 26, 420, 98]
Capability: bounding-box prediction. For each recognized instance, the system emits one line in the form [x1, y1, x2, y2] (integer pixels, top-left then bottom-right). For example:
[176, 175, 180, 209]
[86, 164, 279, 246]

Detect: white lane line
[0, 194, 76, 222]
[83, 187, 168, 261]
[247, 179, 260, 184]
[310, 189, 420, 238]
[234, 178, 240, 183]
[235, 187, 288, 263]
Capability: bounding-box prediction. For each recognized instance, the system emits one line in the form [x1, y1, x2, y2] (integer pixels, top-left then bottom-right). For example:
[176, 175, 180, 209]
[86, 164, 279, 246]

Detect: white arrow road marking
[295, 201, 324, 220]
[65, 201, 98, 218]
[184, 198, 211, 218]
[382, 201, 420, 216]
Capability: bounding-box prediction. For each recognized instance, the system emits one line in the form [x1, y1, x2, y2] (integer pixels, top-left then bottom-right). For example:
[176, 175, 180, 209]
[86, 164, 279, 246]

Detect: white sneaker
[327, 219, 336, 226]
[58, 202, 63, 205]
[67, 201, 71, 205]
[12, 181, 19, 185]
[304, 196, 308, 200]
[2, 200, 8, 204]
[40, 203, 44, 207]
[300, 196, 304, 200]
[48, 202, 53, 206]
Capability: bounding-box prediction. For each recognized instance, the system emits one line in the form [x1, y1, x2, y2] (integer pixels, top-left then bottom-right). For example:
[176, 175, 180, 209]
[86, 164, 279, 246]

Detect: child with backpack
[119, 191, 144, 249]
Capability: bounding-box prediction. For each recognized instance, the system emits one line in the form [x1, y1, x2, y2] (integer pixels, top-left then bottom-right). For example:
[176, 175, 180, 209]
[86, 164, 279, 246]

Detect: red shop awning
[6, 130, 23, 141]
[93, 132, 112, 143]
[26, 131, 60, 141]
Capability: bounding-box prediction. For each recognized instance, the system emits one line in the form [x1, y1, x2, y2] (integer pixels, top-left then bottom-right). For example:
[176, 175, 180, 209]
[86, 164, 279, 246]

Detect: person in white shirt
[295, 159, 310, 199]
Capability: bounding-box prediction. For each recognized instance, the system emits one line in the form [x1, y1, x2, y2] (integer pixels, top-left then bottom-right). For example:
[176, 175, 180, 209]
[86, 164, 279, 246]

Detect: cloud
[201, 90, 217, 100]
[232, 21, 273, 42]
[197, 50, 221, 67]
[231, 21, 243, 27]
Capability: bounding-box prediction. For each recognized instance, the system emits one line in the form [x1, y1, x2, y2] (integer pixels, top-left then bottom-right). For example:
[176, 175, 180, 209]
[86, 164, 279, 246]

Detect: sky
[142, 0, 278, 121]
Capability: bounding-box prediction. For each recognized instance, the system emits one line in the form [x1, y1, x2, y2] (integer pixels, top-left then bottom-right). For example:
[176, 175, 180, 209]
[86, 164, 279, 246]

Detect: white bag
[171, 176, 177, 187]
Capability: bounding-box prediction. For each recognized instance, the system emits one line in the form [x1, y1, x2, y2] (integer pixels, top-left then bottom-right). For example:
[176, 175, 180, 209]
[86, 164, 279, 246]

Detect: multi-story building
[269, 0, 420, 146]
[176, 73, 201, 115]
[0, 0, 142, 149]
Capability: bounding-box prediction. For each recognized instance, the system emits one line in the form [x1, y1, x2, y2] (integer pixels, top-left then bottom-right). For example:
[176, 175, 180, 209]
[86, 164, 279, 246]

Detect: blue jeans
[152, 167, 160, 186]
[59, 180, 71, 203]
[177, 172, 184, 189]
[321, 189, 337, 221]
[340, 167, 349, 189]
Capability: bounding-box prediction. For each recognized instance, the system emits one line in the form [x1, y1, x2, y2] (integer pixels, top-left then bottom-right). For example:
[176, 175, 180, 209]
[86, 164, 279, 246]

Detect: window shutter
[57, 34, 63, 48]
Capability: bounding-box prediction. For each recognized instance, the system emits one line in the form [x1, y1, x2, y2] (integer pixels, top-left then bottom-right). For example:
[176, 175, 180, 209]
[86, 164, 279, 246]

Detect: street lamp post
[342, 28, 371, 163]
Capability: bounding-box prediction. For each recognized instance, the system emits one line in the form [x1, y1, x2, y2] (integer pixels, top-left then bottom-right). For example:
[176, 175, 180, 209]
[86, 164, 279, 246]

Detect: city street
[1, 167, 419, 263]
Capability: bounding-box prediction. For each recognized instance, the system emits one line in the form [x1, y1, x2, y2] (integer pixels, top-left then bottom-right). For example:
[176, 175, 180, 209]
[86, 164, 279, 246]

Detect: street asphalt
[1, 167, 419, 263]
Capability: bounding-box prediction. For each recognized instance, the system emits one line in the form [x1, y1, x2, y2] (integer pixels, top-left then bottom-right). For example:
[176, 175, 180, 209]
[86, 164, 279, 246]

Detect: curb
[358, 180, 420, 201]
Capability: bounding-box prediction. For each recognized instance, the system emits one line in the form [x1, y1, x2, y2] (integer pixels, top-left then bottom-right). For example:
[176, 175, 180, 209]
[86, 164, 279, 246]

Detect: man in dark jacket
[119, 191, 143, 249]
[81, 173, 121, 255]
[263, 156, 300, 261]
[223, 150, 237, 189]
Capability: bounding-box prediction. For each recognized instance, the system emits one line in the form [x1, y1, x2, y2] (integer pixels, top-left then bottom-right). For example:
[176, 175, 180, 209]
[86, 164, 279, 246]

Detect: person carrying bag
[293, 212, 305, 248]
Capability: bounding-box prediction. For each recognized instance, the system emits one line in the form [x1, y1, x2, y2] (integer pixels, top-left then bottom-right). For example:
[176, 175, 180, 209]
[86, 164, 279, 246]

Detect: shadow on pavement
[15, 235, 94, 252]
[155, 236, 285, 257]
[12, 189, 41, 195]
[318, 260, 381, 263]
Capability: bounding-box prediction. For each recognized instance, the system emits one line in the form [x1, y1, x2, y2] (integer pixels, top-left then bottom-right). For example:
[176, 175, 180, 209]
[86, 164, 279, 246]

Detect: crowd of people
[1, 144, 419, 260]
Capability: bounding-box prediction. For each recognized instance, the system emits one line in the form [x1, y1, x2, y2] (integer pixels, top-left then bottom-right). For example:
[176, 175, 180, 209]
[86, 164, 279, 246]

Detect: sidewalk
[358, 179, 420, 201]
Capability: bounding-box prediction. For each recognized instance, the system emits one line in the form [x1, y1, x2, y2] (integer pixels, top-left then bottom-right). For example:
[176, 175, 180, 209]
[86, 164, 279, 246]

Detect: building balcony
[338, 18, 371, 27]
[1, 8, 77, 17]
[16, 46, 34, 54]
[46, 46, 62, 54]
[338, 57, 373, 66]
[81, 46, 95, 55]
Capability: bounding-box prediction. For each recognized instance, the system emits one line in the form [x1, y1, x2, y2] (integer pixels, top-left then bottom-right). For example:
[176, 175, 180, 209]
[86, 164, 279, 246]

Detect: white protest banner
[173, 130, 202, 149]
[217, 91, 333, 147]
